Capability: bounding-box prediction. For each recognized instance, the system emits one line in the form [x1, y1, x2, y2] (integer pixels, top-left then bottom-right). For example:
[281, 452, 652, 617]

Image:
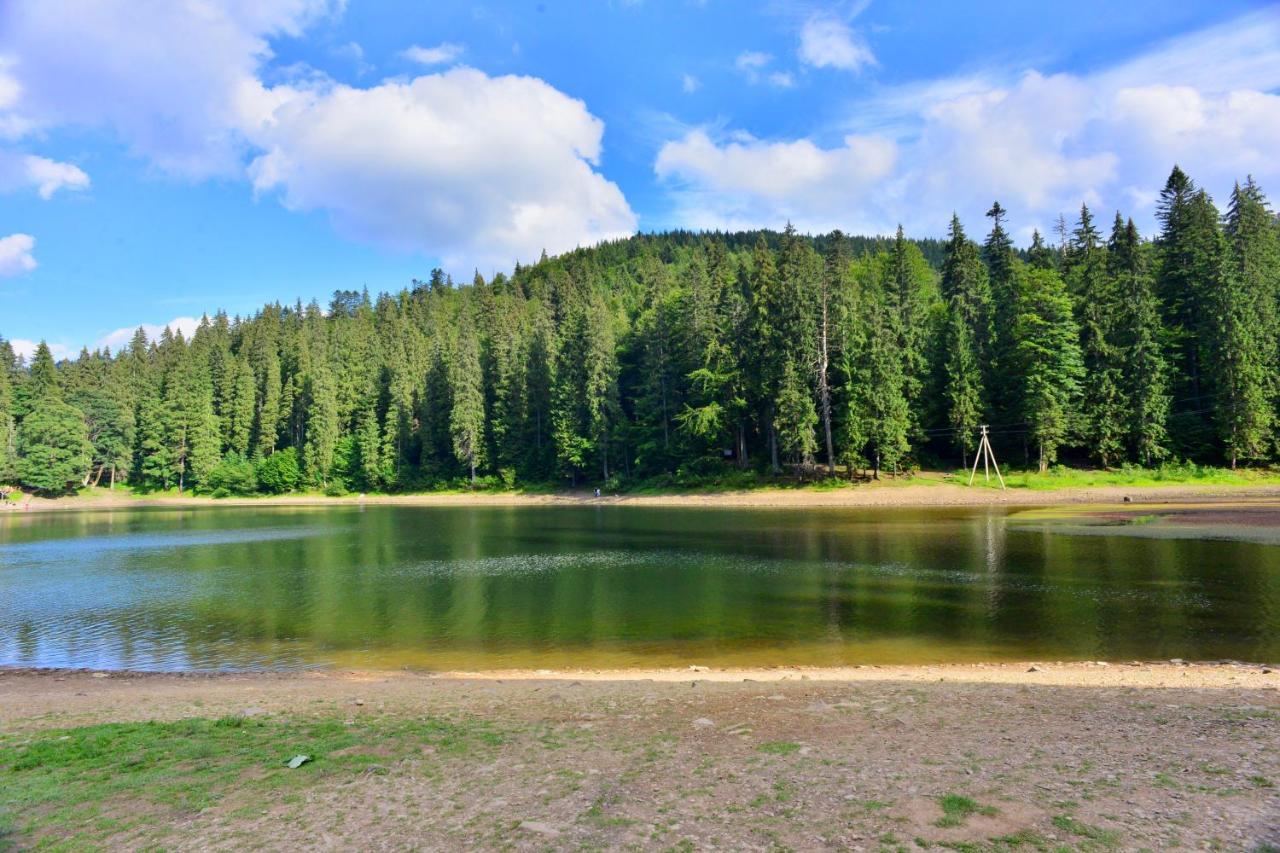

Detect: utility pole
[967, 425, 1006, 490]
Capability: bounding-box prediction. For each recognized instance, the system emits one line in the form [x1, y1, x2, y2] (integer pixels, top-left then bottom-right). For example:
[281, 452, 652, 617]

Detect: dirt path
[3, 664, 1277, 850]
[5, 480, 1280, 513]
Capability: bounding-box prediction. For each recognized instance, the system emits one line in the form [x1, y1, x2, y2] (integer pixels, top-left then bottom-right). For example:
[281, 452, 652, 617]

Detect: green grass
[756, 741, 802, 756]
[0, 712, 504, 848]
[934, 794, 997, 828]
[1051, 815, 1121, 848]
[950, 461, 1280, 491]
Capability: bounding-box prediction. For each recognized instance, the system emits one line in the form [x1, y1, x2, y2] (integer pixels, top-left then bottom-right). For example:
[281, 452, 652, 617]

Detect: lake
[1, 504, 1277, 672]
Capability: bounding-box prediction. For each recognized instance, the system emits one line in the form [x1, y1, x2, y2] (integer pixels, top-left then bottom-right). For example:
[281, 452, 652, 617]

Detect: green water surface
[1, 504, 1276, 671]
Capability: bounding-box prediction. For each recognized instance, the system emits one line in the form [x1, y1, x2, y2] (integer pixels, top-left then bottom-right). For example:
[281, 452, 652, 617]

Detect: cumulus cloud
[798, 14, 875, 72]
[0, 0, 335, 177]
[656, 129, 895, 232]
[23, 154, 90, 198]
[245, 69, 637, 270]
[402, 43, 465, 66]
[8, 339, 73, 362]
[0, 151, 90, 198]
[682, 73, 701, 94]
[0, 233, 36, 276]
[96, 317, 202, 353]
[0, 0, 637, 273]
[658, 10, 1280, 239]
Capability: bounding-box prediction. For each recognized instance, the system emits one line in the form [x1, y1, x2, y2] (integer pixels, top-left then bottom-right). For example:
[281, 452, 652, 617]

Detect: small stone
[91, 672, 109, 679]
[688, 664, 709, 672]
[239, 706, 267, 718]
[353, 698, 364, 706]
[691, 717, 715, 729]
[1095, 661, 1110, 667]
[1169, 658, 1185, 665]
[1027, 665, 1043, 673]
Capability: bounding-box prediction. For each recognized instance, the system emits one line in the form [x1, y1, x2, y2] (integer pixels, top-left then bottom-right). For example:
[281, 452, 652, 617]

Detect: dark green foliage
[256, 447, 301, 494]
[205, 453, 258, 496]
[15, 400, 91, 493]
[2, 169, 1278, 495]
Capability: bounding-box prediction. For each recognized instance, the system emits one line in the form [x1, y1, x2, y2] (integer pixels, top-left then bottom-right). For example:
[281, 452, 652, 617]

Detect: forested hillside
[2, 166, 1278, 495]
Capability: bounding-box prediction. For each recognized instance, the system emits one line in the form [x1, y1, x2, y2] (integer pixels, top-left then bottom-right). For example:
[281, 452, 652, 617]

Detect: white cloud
[798, 14, 875, 72]
[8, 339, 73, 362]
[681, 73, 700, 94]
[658, 11, 1280, 239]
[733, 51, 794, 87]
[656, 129, 896, 232]
[402, 43, 465, 66]
[0, 0, 335, 178]
[0, 1, 637, 273]
[0, 151, 89, 198]
[96, 317, 202, 353]
[23, 154, 91, 199]
[246, 69, 637, 271]
[0, 233, 36, 276]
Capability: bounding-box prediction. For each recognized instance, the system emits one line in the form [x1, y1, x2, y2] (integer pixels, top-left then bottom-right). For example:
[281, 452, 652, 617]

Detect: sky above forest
[1, 0, 1278, 358]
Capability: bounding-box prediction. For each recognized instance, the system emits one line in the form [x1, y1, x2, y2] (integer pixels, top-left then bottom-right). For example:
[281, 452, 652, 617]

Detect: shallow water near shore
[1, 503, 1277, 671]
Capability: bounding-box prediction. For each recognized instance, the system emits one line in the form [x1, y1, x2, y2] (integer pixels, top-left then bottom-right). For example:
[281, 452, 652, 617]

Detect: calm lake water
[1, 504, 1276, 671]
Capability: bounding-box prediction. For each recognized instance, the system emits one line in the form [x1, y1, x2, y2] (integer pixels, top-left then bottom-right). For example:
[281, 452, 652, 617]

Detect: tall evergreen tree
[449, 309, 486, 485]
[1108, 215, 1170, 464]
[1013, 265, 1084, 472]
[940, 216, 991, 465]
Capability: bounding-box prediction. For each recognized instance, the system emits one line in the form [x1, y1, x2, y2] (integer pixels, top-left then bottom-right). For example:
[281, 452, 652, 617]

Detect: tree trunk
[1039, 440, 1048, 474]
[768, 420, 779, 473]
[469, 455, 476, 487]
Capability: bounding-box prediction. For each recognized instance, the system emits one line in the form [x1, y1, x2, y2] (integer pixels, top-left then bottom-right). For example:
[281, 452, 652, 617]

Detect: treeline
[1, 166, 1277, 496]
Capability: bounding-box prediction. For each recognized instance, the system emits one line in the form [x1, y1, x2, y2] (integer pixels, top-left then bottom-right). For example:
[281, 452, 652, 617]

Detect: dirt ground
[3, 663, 1277, 851]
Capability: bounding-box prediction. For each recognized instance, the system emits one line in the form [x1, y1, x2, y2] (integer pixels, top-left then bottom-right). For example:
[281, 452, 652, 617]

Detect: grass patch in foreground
[0, 713, 503, 848]
[934, 793, 997, 828]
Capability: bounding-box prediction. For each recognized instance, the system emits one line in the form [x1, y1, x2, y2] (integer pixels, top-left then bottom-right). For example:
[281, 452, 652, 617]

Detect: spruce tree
[940, 216, 991, 465]
[449, 309, 486, 485]
[15, 400, 92, 493]
[1068, 205, 1126, 466]
[1215, 179, 1279, 466]
[1108, 216, 1170, 464]
[1013, 265, 1084, 472]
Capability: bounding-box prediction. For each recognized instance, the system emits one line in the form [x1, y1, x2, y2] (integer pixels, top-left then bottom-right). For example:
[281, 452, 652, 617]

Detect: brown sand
[2, 663, 1277, 850]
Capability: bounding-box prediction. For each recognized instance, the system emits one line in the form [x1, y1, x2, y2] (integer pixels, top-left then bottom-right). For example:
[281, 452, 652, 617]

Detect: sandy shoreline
[2, 663, 1277, 850]
[5, 479, 1280, 513]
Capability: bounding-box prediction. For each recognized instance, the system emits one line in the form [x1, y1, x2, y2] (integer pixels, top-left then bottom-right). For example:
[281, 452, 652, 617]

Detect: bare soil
[3, 663, 1277, 850]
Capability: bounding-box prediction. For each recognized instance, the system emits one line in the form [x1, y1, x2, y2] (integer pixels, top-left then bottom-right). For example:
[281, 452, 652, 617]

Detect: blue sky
[1, 0, 1278, 359]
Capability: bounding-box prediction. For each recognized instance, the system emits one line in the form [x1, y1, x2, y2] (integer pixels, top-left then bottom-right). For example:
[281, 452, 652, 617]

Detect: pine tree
[15, 399, 92, 493]
[1215, 178, 1279, 466]
[1068, 205, 1126, 466]
[940, 215, 991, 465]
[1108, 216, 1170, 464]
[303, 358, 340, 486]
[774, 356, 817, 467]
[0, 342, 15, 484]
[1013, 265, 1084, 472]
[449, 308, 486, 485]
[29, 342, 60, 400]
[1156, 167, 1219, 455]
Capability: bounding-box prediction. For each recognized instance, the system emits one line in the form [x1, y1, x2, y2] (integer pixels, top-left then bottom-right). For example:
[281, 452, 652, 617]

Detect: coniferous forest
[2, 166, 1279, 496]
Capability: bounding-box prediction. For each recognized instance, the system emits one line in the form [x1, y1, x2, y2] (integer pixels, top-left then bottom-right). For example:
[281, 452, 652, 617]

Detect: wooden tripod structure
[967, 425, 1006, 489]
